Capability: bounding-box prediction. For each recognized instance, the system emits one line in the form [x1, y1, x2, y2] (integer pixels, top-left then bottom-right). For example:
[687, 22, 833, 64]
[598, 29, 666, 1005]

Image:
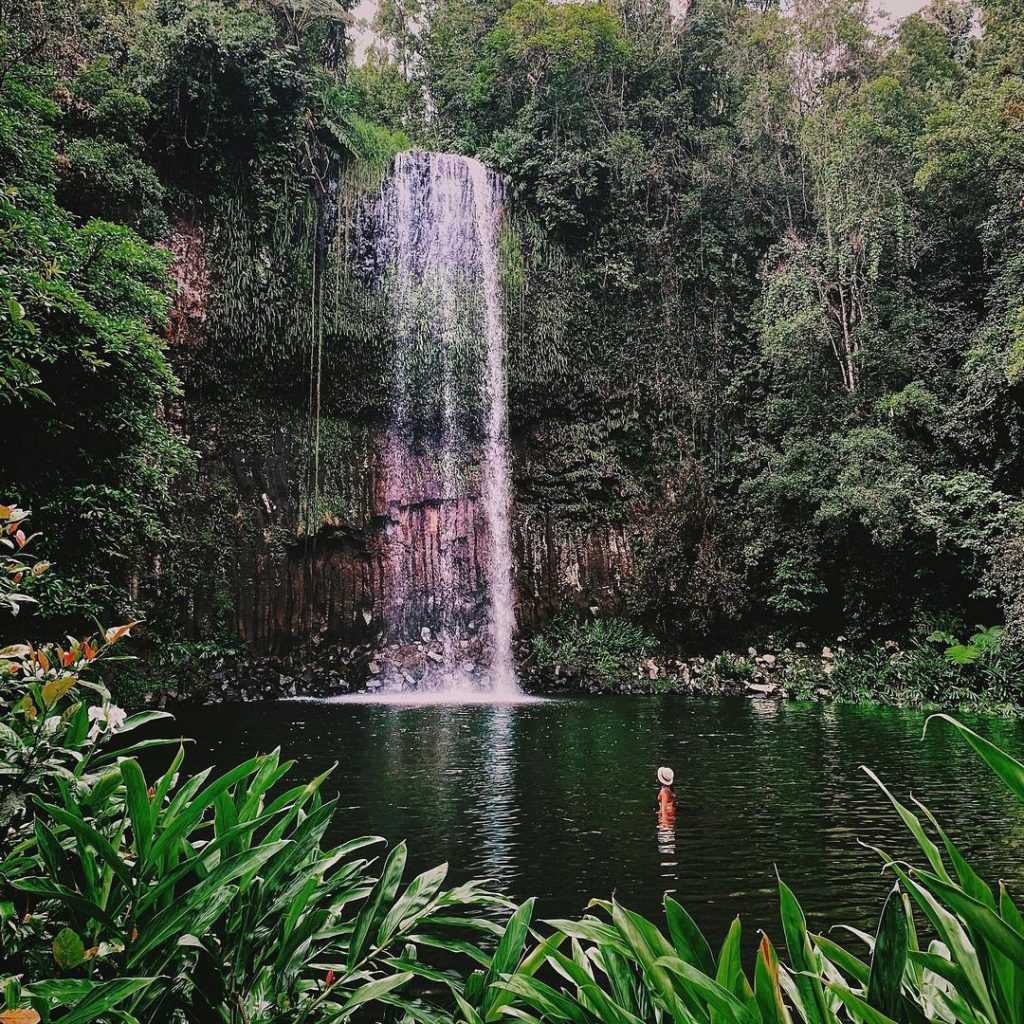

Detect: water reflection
[656, 799, 678, 897]
[471, 706, 519, 885]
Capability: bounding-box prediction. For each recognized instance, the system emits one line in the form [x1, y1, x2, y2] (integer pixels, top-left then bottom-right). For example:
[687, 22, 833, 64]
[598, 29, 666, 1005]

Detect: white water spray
[370, 150, 519, 696]
[469, 160, 517, 695]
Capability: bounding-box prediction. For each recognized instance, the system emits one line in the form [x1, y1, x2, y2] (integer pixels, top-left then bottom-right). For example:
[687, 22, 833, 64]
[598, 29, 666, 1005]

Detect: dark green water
[170, 696, 1024, 948]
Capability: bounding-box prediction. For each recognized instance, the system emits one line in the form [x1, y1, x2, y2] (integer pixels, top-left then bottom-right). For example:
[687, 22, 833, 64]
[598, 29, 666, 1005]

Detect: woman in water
[655, 766, 678, 887]
[656, 766, 676, 818]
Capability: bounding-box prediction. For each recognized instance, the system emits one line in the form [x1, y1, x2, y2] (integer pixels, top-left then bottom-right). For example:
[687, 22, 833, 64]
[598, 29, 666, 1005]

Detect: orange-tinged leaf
[36, 649, 50, 672]
[41, 675, 75, 707]
[0, 1009, 42, 1024]
[104, 620, 141, 645]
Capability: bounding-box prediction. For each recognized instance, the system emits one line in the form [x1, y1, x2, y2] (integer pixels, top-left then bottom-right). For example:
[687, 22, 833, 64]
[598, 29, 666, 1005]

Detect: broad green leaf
[715, 917, 751, 1004]
[326, 971, 413, 1022]
[495, 973, 590, 1024]
[547, 947, 645, 1024]
[119, 759, 153, 862]
[890, 864, 999, 1021]
[57, 978, 154, 1024]
[915, 868, 1024, 968]
[610, 902, 691, 1023]
[665, 895, 716, 976]
[753, 935, 791, 1024]
[377, 862, 449, 947]
[482, 898, 536, 1010]
[35, 800, 132, 887]
[657, 955, 756, 1024]
[11, 878, 121, 933]
[862, 767, 949, 881]
[148, 756, 263, 864]
[811, 934, 870, 987]
[53, 928, 85, 971]
[544, 918, 631, 956]
[925, 715, 1024, 803]
[866, 886, 907, 1019]
[827, 984, 901, 1024]
[914, 797, 995, 910]
[778, 879, 836, 1024]
[347, 841, 407, 969]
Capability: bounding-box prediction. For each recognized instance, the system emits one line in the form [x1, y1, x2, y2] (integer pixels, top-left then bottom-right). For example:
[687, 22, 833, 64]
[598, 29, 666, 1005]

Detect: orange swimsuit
[657, 786, 676, 826]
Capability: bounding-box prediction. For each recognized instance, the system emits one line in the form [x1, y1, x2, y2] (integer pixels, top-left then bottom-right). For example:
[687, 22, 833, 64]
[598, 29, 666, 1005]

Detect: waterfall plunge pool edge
[165, 694, 1024, 958]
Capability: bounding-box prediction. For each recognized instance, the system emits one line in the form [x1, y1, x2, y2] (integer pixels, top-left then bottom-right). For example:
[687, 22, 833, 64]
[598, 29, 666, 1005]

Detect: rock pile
[522, 642, 848, 698]
[141, 629, 496, 706]
[138, 631, 853, 706]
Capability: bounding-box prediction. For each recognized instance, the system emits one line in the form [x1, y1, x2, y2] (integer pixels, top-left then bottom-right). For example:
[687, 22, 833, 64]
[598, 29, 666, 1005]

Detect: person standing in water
[655, 766, 678, 891]
[656, 766, 676, 819]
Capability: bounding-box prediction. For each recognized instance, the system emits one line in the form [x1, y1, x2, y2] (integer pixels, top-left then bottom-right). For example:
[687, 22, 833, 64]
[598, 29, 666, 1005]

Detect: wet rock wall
[189, 408, 637, 654]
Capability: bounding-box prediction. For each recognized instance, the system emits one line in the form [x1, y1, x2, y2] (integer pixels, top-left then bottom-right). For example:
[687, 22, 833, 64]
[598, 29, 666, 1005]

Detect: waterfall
[367, 150, 519, 696]
[470, 160, 517, 695]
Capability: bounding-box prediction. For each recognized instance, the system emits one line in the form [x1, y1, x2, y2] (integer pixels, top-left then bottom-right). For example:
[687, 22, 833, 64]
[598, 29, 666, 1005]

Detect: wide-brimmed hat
[657, 766, 674, 786]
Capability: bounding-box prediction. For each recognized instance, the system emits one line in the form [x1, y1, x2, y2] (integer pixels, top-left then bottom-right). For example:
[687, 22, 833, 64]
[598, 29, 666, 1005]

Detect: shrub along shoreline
[6, 504, 1024, 1023]
[522, 617, 1024, 713]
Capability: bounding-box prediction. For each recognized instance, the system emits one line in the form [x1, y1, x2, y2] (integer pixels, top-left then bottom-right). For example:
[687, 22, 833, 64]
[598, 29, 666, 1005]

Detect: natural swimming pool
[169, 695, 1024, 949]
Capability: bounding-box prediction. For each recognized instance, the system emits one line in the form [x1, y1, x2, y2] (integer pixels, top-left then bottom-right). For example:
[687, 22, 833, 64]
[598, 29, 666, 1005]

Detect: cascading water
[367, 150, 519, 696]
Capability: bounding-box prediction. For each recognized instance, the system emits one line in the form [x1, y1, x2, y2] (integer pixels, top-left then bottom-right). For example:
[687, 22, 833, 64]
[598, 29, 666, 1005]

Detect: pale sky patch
[349, 0, 934, 67]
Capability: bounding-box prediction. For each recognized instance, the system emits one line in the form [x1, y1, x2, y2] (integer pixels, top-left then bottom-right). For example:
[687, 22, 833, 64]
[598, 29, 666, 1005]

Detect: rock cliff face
[168, 221, 640, 659]
[188, 407, 636, 655]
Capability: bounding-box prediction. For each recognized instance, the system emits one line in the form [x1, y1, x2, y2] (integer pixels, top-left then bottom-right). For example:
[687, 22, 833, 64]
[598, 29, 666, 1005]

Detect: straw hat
[657, 766, 674, 786]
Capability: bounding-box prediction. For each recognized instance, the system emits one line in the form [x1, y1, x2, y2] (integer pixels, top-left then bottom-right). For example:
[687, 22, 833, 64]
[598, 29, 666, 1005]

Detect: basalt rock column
[366, 150, 518, 694]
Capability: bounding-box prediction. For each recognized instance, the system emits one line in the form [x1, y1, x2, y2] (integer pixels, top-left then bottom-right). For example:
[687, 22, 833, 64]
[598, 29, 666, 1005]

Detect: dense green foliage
[0, 0, 406, 635]
[0, 38, 189, 624]
[531, 614, 658, 689]
[706, 631, 1024, 708]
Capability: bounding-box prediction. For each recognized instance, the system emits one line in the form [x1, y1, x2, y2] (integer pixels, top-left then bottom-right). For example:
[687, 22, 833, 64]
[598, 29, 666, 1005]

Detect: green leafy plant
[0, 506, 506, 1023]
[2, 747, 502, 1023]
[0, 505, 154, 829]
[531, 615, 657, 688]
[934, 625, 1006, 666]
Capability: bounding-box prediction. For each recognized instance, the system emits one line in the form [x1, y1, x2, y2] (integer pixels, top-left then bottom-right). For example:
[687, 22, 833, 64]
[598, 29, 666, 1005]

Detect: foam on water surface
[285, 690, 544, 706]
